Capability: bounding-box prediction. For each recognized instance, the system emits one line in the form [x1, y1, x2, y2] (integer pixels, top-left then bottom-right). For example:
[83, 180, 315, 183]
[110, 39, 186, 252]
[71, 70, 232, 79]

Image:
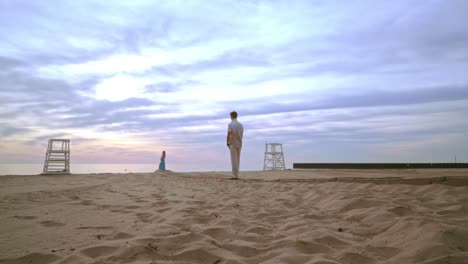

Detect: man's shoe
[229, 177, 239, 180]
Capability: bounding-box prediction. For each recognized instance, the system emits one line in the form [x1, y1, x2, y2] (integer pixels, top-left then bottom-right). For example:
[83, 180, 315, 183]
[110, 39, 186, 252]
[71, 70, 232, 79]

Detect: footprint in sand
[38, 220, 66, 227]
[13, 215, 38, 220]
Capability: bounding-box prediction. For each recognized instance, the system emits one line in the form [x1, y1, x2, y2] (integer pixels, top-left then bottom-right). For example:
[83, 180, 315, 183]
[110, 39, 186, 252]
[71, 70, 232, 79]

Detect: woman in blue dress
[158, 150, 166, 171]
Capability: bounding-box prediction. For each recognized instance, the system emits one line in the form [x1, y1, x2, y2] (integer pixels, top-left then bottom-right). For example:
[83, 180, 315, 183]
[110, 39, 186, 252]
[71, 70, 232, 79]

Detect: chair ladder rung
[43, 139, 71, 175]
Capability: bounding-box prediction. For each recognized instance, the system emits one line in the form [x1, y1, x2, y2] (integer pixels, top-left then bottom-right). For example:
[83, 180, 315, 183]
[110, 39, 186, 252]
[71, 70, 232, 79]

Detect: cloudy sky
[1, 0, 467, 171]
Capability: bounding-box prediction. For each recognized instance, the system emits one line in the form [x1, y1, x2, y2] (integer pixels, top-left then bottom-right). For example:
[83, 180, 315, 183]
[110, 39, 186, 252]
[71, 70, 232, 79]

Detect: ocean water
[0, 164, 159, 176]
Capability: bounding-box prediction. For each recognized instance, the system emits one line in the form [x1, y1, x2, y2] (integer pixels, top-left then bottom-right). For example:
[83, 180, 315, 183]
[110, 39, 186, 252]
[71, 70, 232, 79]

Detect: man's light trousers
[229, 145, 241, 178]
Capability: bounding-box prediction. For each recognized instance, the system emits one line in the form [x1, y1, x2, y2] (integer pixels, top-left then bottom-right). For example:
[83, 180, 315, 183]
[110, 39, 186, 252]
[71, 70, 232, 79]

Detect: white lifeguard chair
[263, 143, 285, 170]
[42, 139, 70, 174]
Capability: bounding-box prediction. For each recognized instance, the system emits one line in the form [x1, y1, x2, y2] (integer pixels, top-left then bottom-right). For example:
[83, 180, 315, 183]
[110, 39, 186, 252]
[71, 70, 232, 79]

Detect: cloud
[0, 56, 26, 70]
[172, 49, 271, 73]
[144, 82, 185, 93]
[229, 84, 468, 117]
[1, 1, 468, 168]
[0, 125, 32, 137]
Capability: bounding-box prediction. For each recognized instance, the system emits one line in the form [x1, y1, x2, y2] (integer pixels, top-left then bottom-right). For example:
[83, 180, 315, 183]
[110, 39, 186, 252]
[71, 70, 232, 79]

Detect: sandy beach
[1, 169, 467, 264]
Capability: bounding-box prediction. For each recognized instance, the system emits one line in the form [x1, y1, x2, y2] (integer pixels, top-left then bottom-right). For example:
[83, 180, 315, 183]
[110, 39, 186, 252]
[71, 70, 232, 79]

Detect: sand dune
[0, 170, 467, 263]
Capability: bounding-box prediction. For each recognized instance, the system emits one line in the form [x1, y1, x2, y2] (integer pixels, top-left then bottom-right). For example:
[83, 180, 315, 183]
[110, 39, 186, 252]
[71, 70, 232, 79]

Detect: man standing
[227, 111, 244, 179]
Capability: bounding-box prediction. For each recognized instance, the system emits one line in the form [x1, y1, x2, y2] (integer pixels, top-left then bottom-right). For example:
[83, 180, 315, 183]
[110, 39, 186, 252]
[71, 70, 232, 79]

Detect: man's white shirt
[228, 119, 244, 147]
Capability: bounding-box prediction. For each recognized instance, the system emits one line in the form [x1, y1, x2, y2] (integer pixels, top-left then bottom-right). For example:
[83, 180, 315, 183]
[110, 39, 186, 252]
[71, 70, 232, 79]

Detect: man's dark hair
[230, 111, 238, 119]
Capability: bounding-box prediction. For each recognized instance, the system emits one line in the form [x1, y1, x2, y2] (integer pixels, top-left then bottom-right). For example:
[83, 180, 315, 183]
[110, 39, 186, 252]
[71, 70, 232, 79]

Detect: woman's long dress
[158, 155, 166, 170]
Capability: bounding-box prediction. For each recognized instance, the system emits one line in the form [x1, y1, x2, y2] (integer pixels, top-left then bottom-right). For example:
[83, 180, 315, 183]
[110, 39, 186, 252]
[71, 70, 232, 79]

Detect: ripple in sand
[135, 212, 154, 223]
[80, 200, 94, 206]
[188, 200, 206, 206]
[156, 207, 172, 213]
[56, 254, 86, 264]
[124, 205, 140, 209]
[340, 252, 375, 264]
[338, 198, 387, 212]
[189, 215, 212, 225]
[274, 254, 320, 264]
[202, 227, 231, 241]
[12, 215, 37, 220]
[171, 248, 221, 263]
[421, 253, 468, 264]
[97, 204, 112, 209]
[80, 245, 119, 258]
[221, 242, 265, 258]
[294, 240, 333, 254]
[105, 232, 135, 240]
[314, 235, 349, 249]
[387, 206, 414, 217]
[164, 232, 206, 244]
[0, 252, 59, 264]
[245, 226, 274, 236]
[134, 237, 159, 244]
[366, 245, 401, 258]
[103, 244, 166, 263]
[76, 226, 113, 230]
[152, 200, 169, 206]
[38, 220, 66, 227]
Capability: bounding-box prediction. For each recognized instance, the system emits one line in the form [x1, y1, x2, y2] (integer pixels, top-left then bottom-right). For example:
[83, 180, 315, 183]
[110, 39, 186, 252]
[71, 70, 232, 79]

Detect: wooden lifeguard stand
[42, 139, 70, 174]
[263, 143, 285, 170]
